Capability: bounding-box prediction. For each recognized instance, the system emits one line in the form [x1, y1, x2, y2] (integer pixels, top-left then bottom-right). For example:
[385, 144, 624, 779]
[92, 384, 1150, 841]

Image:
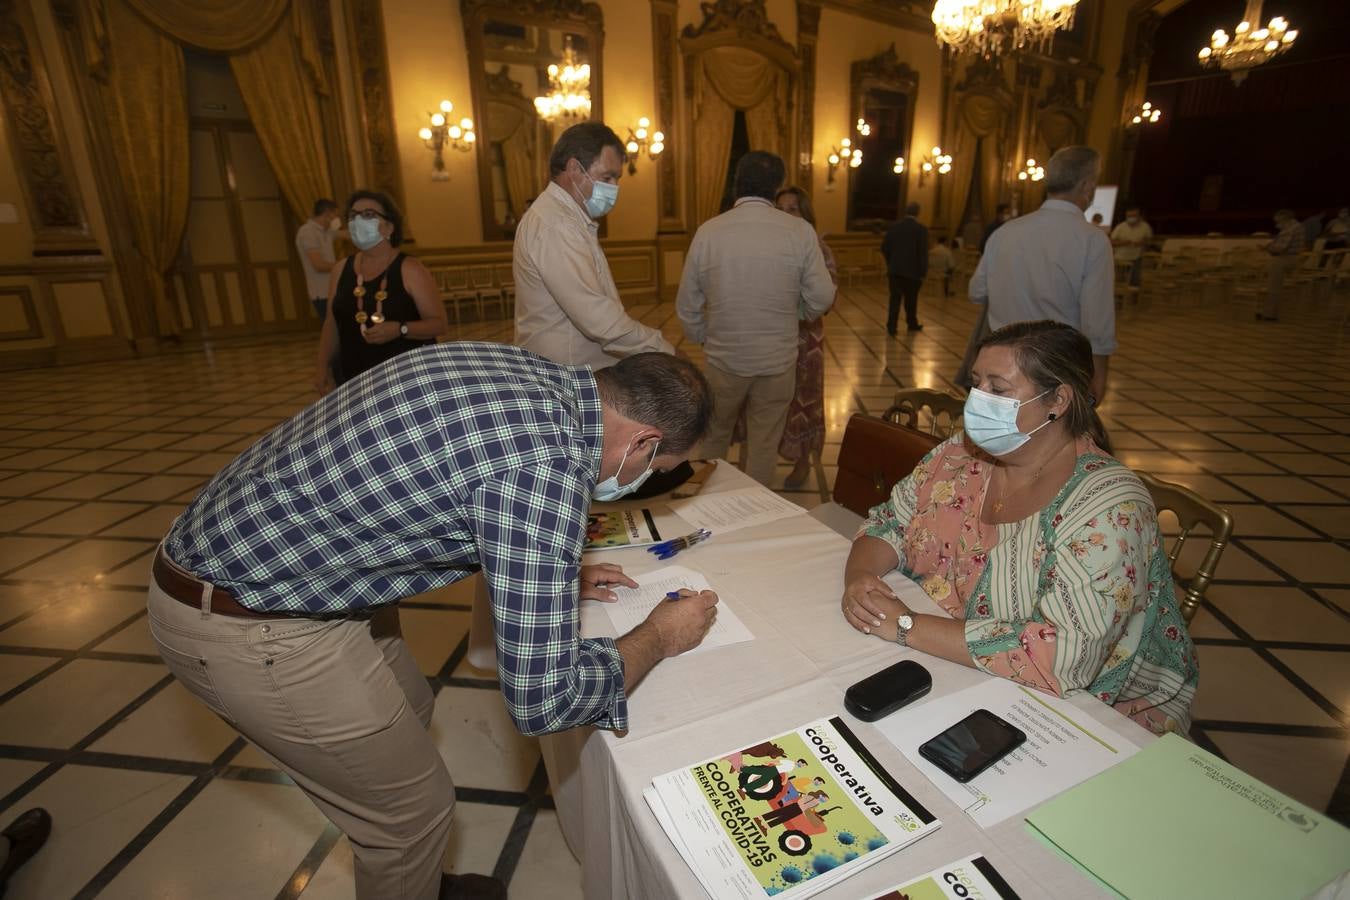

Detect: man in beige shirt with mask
[513, 122, 673, 369]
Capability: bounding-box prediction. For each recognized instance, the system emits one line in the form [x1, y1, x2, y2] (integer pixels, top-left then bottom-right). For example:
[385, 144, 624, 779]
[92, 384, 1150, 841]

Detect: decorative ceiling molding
[681, 0, 794, 56]
[852, 43, 920, 93]
[814, 0, 932, 34]
[463, 0, 602, 31]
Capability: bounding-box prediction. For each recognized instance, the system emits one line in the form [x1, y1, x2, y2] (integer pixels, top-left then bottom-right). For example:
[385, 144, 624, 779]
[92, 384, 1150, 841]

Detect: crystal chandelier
[931, 0, 1080, 58]
[1198, 0, 1296, 85]
[533, 37, 591, 122]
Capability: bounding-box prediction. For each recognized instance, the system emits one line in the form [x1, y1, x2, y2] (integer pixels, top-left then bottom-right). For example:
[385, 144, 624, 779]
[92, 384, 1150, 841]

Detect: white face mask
[963, 387, 1053, 456]
[593, 439, 659, 502]
[349, 216, 385, 250]
[570, 164, 619, 219]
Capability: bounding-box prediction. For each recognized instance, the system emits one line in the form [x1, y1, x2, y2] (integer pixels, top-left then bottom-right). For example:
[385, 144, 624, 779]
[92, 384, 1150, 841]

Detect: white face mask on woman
[349, 216, 385, 251]
[963, 387, 1053, 456]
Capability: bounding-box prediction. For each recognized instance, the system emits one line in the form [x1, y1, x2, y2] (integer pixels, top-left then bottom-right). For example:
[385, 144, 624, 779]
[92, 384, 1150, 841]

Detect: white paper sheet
[666, 486, 805, 535]
[875, 677, 1139, 828]
[597, 564, 754, 655]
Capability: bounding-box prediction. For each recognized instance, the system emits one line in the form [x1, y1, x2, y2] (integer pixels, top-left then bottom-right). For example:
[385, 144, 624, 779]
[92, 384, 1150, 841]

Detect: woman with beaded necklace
[315, 190, 446, 392]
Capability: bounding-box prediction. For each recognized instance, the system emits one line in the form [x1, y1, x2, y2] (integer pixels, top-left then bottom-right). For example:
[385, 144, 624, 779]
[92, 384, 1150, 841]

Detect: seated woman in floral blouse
[841, 320, 1198, 734]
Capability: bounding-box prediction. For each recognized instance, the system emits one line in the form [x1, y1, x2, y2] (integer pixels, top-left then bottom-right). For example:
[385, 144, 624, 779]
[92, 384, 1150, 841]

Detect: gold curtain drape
[229, 4, 334, 222]
[96, 0, 190, 337]
[121, 0, 288, 52]
[944, 93, 1008, 232]
[692, 46, 788, 224]
[485, 100, 540, 221]
[693, 88, 736, 223]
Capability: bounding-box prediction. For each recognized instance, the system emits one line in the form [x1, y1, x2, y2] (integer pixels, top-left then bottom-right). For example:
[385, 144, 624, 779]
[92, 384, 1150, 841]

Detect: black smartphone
[918, 708, 1027, 783]
[844, 660, 932, 722]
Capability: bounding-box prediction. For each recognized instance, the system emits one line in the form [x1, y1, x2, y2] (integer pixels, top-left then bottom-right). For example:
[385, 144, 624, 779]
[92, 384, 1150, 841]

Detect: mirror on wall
[464, 1, 604, 241]
[846, 46, 919, 232]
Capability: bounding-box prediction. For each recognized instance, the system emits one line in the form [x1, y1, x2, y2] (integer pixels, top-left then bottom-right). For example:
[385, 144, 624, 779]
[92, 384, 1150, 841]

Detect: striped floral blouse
[860, 434, 1199, 735]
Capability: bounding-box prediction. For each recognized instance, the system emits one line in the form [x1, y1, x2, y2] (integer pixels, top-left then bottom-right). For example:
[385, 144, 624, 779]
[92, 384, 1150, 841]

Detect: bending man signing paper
[146, 344, 719, 900]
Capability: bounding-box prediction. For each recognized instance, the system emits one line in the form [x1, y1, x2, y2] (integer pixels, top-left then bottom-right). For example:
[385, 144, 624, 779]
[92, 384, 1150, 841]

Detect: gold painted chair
[1138, 471, 1234, 624]
[885, 388, 965, 439]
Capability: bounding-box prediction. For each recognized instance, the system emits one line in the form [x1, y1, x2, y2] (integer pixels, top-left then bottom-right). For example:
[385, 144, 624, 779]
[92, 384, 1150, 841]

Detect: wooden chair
[435, 267, 478, 327]
[469, 265, 505, 319]
[1138, 471, 1234, 624]
[886, 388, 964, 438]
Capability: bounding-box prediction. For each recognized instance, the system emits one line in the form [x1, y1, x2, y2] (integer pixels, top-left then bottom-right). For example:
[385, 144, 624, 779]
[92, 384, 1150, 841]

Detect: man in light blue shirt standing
[969, 146, 1115, 402]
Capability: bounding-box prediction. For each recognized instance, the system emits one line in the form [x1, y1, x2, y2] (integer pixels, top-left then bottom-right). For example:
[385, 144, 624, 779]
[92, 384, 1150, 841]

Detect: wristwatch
[398, 321, 409, 336]
[895, 613, 915, 647]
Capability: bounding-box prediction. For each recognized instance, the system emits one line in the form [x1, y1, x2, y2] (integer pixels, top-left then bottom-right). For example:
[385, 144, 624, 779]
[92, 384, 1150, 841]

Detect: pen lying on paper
[646, 528, 712, 560]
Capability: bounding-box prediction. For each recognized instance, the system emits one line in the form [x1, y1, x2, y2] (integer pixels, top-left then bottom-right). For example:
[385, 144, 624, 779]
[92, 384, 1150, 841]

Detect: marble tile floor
[0, 277, 1347, 897]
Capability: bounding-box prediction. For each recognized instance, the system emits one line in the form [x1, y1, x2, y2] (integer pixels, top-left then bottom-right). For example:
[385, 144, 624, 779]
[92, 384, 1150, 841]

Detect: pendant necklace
[992, 440, 1073, 514]
[352, 254, 390, 331]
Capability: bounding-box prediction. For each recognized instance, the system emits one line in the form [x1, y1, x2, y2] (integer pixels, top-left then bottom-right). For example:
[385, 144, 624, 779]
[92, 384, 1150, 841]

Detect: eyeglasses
[347, 209, 388, 221]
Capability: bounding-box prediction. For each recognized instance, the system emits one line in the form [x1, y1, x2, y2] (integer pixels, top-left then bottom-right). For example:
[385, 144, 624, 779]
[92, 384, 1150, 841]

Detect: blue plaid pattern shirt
[164, 342, 628, 735]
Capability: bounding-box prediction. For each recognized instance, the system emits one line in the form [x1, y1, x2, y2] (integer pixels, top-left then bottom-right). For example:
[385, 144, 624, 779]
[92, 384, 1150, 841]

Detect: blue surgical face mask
[593, 439, 659, 502]
[573, 166, 619, 219]
[963, 387, 1053, 456]
[349, 216, 385, 250]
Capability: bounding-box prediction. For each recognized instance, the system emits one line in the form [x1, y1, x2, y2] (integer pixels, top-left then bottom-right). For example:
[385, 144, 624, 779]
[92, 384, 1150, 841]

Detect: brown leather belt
[153, 548, 288, 620]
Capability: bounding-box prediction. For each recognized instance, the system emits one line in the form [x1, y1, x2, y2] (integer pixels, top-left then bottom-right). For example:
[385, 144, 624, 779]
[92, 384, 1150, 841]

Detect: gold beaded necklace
[351, 254, 390, 331]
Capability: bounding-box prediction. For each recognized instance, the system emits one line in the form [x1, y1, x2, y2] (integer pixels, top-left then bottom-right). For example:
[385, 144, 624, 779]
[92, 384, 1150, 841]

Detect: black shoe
[0, 808, 52, 896]
[907, 323, 924, 332]
[441, 871, 508, 899]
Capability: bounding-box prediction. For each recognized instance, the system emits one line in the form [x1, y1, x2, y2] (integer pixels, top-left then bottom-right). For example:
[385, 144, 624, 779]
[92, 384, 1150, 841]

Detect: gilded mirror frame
[462, 0, 605, 242]
[846, 45, 919, 232]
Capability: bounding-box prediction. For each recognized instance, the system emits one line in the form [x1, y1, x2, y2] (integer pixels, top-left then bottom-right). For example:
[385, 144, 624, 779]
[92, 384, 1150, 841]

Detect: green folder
[1025, 734, 1350, 900]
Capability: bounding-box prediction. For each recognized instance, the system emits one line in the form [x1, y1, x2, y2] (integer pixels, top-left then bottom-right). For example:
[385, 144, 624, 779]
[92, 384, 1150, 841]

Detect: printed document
[668, 487, 804, 535]
[875, 677, 1138, 828]
[597, 564, 753, 655]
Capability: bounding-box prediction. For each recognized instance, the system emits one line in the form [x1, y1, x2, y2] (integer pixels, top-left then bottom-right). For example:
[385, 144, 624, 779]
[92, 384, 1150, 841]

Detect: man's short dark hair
[313, 198, 337, 217]
[548, 122, 626, 177]
[344, 189, 405, 246]
[594, 354, 713, 455]
[905, 201, 920, 216]
[733, 151, 786, 201]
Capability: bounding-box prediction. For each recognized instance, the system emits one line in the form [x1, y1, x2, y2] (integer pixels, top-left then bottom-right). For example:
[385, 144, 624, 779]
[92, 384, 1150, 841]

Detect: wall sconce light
[893, 156, 906, 175]
[826, 137, 862, 188]
[1017, 158, 1045, 182]
[623, 117, 666, 175]
[918, 146, 952, 187]
[856, 117, 871, 137]
[1128, 100, 1162, 127]
[417, 99, 475, 181]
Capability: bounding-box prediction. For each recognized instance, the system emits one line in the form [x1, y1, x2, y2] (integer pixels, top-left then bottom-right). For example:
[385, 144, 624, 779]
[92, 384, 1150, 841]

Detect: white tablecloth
[540, 464, 1154, 899]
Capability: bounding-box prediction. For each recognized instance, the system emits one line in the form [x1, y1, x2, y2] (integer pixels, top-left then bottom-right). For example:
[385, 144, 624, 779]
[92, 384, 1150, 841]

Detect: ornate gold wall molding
[651, 0, 683, 234]
[346, 0, 407, 234]
[815, 0, 931, 33]
[795, 0, 819, 189]
[0, 0, 98, 255]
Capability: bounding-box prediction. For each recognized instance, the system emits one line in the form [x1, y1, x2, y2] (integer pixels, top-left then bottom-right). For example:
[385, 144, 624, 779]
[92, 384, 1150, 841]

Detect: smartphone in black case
[844, 660, 932, 722]
[918, 708, 1027, 783]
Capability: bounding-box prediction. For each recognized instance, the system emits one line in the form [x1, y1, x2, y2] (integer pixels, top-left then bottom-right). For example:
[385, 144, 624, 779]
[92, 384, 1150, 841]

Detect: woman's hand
[579, 563, 639, 602]
[361, 321, 401, 345]
[841, 574, 906, 641]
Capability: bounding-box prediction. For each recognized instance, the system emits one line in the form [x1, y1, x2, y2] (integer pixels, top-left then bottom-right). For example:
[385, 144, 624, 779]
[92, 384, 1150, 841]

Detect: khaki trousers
[701, 362, 797, 487]
[147, 582, 453, 900]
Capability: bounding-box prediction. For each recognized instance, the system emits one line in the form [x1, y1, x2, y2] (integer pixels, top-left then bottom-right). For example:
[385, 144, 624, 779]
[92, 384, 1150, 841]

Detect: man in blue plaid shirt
[147, 342, 718, 900]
